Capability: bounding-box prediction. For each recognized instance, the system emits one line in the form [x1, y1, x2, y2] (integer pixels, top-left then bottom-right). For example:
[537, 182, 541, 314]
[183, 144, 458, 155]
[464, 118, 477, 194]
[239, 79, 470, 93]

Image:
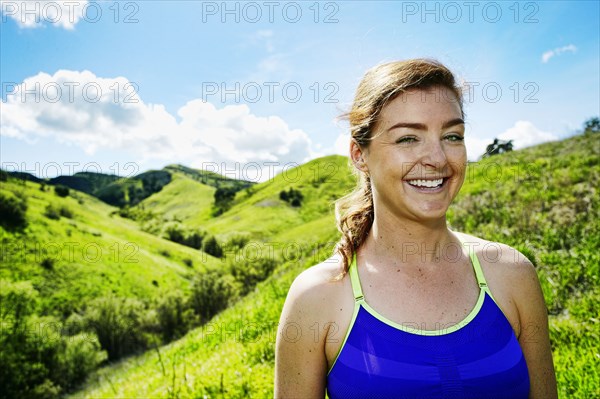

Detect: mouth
[405, 177, 449, 192]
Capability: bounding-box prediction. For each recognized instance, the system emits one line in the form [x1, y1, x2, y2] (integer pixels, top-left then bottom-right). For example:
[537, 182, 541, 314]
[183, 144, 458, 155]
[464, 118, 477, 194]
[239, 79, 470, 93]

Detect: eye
[444, 134, 464, 142]
[396, 136, 417, 144]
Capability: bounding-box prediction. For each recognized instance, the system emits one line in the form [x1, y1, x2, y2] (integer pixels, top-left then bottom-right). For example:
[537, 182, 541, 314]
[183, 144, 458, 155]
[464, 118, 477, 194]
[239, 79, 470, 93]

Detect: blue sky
[1, 1, 598, 181]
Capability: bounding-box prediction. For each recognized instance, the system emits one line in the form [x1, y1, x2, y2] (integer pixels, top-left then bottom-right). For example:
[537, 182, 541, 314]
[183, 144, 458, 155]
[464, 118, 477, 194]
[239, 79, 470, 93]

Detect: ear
[350, 139, 369, 173]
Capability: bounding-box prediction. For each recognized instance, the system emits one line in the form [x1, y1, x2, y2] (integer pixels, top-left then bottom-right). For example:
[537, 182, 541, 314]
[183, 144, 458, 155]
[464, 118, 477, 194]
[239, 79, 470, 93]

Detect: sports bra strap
[457, 236, 490, 289]
[349, 235, 491, 300]
[466, 247, 488, 288]
[349, 253, 364, 302]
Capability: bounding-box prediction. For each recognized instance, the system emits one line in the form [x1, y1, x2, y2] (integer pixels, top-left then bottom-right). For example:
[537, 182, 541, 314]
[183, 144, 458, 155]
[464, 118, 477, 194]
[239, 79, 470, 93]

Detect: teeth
[407, 178, 443, 188]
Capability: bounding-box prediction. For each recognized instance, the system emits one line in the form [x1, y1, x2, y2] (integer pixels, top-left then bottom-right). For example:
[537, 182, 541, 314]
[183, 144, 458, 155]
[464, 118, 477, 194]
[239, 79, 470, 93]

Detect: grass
[0, 179, 221, 317]
[3, 134, 598, 398]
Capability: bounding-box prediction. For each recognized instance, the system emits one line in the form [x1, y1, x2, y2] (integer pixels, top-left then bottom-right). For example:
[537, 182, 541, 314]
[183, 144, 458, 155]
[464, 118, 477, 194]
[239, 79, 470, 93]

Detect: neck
[361, 209, 458, 268]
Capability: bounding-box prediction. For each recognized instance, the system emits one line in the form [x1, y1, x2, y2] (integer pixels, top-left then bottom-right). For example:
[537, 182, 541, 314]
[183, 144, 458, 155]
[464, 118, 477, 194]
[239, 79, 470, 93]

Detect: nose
[420, 137, 448, 170]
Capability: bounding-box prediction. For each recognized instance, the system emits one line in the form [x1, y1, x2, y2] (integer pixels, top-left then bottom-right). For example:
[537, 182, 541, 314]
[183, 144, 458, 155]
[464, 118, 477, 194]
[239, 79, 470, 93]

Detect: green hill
[48, 172, 121, 196]
[2, 133, 598, 398]
[68, 134, 598, 398]
[0, 174, 225, 396]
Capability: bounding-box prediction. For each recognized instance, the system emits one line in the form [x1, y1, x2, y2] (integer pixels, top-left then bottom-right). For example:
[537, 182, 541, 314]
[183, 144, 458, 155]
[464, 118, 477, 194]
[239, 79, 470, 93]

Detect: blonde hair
[333, 59, 465, 276]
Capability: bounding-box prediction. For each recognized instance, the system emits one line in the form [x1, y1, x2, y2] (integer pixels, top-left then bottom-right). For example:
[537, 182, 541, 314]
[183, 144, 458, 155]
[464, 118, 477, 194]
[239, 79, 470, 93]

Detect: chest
[324, 264, 520, 369]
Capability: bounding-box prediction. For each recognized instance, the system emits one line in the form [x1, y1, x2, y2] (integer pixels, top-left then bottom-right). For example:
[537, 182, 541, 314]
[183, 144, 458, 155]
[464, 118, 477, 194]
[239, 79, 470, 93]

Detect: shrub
[0, 191, 28, 230]
[229, 255, 278, 295]
[279, 188, 303, 207]
[83, 296, 150, 360]
[183, 230, 205, 249]
[59, 206, 73, 219]
[583, 116, 599, 134]
[214, 186, 237, 212]
[202, 235, 223, 258]
[155, 292, 194, 341]
[52, 333, 107, 391]
[41, 257, 55, 270]
[44, 204, 61, 220]
[163, 224, 205, 250]
[165, 224, 185, 244]
[188, 270, 240, 323]
[54, 185, 70, 197]
[225, 233, 250, 251]
[159, 249, 171, 258]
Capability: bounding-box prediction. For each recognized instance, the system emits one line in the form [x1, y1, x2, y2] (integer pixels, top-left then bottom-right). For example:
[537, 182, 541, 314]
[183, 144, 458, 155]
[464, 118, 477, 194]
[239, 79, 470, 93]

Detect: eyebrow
[388, 118, 465, 132]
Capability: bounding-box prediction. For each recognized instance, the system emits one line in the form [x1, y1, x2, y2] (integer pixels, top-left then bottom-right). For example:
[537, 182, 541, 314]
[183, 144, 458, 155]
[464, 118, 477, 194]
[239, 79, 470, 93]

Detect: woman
[274, 59, 557, 398]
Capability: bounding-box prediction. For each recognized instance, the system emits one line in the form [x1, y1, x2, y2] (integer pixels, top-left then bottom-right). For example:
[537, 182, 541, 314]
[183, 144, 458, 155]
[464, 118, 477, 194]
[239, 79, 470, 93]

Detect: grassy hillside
[136, 171, 217, 227]
[0, 176, 224, 396]
[202, 155, 355, 239]
[48, 172, 121, 196]
[0, 179, 220, 312]
[69, 134, 599, 398]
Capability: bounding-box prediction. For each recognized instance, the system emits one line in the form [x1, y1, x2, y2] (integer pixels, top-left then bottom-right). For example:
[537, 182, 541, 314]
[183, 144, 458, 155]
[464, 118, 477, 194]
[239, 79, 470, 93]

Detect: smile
[406, 178, 444, 188]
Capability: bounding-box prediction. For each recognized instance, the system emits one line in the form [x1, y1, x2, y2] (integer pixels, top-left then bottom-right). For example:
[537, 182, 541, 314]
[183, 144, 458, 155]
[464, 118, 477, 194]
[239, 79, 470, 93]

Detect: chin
[414, 206, 450, 220]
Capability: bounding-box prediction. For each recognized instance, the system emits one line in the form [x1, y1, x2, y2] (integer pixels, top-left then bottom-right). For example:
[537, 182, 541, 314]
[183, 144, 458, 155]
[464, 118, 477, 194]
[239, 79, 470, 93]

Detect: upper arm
[509, 254, 557, 399]
[274, 267, 331, 399]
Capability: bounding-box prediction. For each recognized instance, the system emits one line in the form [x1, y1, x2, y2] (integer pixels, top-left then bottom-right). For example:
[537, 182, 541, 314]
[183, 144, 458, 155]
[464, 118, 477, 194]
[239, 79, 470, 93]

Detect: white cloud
[498, 120, 558, 149]
[464, 136, 492, 161]
[541, 44, 577, 63]
[2, 70, 316, 181]
[333, 132, 351, 156]
[464, 121, 558, 159]
[0, 0, 88, 29]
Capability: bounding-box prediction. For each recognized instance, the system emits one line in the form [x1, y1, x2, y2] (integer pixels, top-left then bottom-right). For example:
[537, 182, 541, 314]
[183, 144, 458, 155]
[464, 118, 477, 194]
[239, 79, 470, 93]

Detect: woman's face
[353, 85, 467, 222]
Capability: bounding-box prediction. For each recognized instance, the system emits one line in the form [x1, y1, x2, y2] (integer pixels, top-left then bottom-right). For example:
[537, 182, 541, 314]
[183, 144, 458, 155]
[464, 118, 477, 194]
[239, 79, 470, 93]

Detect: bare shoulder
[454, 231, 536, 279]
[453, 231, 544, 325]
[283, 253, 349, 317]
[452, 232, 557, 397]
[274, 254, 350, 397]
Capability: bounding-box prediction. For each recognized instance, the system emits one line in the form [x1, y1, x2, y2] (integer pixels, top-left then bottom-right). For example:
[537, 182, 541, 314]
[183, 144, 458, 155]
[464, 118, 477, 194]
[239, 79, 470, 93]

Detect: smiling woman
[274, 59, 558, 398]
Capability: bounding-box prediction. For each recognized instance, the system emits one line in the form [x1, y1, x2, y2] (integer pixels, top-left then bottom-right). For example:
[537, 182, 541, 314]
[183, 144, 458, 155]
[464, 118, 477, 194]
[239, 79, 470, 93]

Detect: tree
[0, 192, 28, 230]
[202, 235, 223, 258]
[583, 117, 599, 134]
[483, 138, 513, 158]
[54, 185, 70, 197]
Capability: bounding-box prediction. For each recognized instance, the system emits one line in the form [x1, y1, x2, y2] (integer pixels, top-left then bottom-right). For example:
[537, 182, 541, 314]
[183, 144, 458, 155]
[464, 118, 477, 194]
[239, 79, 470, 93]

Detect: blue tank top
[326, 242, 530, 398]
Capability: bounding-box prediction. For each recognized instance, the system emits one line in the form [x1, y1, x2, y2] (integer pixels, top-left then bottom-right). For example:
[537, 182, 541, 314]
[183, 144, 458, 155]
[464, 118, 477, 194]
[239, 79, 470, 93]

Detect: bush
[184, 230, 205, 249]
[59, 206, 73, 218]
[188, 270, 240, 323]
[44, 204, 61, 220]
[163, 224, 205, 250]
[41, 257, 55, 270]
[583, 116, 599, 134]
[279, 188, 303, 207]
[224, 233, 250, 251]
[83, 296, 151, 360]
[155, 292, 194, 341]
[0, 191, 27, 230]
[54, 185, 70, 197]
[52, 333, 106, 391]
[165, 224, 185, 244]
[229, 255, 278, 295]
[202, 235, 223, 258]
[214, 186, 237, 213]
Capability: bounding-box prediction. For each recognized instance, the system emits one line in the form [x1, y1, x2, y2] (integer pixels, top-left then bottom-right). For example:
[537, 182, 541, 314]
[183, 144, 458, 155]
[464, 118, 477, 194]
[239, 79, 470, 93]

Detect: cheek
[446, 147, 467, 171]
